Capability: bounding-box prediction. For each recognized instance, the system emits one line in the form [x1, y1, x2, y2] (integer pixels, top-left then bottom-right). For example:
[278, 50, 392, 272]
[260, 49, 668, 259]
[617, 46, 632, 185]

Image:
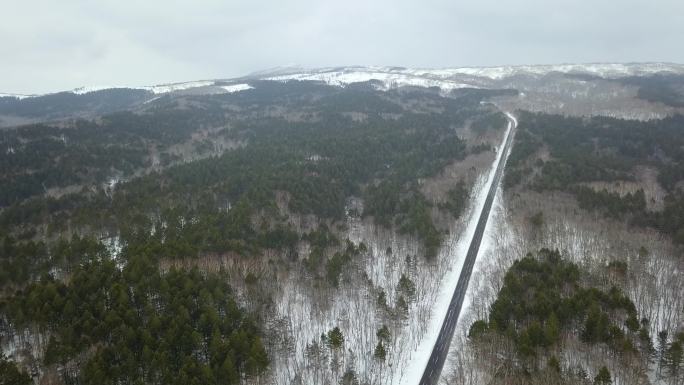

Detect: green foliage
[0, 81, 517, 383]
[3, 257, 267, 384]
[396, 193, 442, 258]
[0, 99, 222, 206]
[0, 236, 48, 286]
[0, 235, 107, 286]
[341, 369, 360, 385]
[377, 290, 388, 309]
[468, 320, 489, 338]
[440, 180, 469, 219]
[325, 240, 363, 287]
[326, 252, 351, 287]
[620, 74, 684, 107]
[304, 226, 339, 271]
[0, 89, 151, 119]
[519, 112, 684, 190]
[0, 353, 31, 385]
[366, 187, 445, 258]
[607, 260, 628, 276]
[575, 187, 646, 219]
[662, 331, 684, 379]
[121, 199, 265, 260]
[469, 112, 508, 134]
[244, 272, 258, 285]
[374, 341, 387, 361]
[548, 355, 561, 373]
[397, 274, 416, 298]
[257, 224, 299, 250]
[396, 295, 409, 314]
[1, 83, 486, 259]
[529, 211, 544, 227]
[327, 327, 344, 349]
[652, 192, 684, 244]
[505, 111, 684, 243]
[504, 129, 540, 188]
[594, 366, 612, 385]
[474, 249, 643, 359]
[625, 315, 640, 332]
[304, 225, 339, 250]
[376, 325, 391, 342]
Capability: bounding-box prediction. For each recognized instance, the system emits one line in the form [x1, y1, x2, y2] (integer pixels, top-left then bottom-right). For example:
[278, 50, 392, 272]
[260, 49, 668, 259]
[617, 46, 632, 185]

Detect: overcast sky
[3, 0, 683, 94]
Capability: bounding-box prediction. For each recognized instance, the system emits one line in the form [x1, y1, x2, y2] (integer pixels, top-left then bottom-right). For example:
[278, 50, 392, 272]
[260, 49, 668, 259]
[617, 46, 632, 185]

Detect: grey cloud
[2, 0, 683, 94]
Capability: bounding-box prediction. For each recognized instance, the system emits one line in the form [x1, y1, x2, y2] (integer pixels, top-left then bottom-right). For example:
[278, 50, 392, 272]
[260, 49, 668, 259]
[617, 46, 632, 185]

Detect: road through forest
[418, 111, 517, 385]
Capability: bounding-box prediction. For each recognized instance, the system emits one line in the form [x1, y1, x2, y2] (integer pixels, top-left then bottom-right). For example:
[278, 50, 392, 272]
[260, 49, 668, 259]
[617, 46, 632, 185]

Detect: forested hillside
[505, 112, 684, 244]
[0, 81, 512, 384]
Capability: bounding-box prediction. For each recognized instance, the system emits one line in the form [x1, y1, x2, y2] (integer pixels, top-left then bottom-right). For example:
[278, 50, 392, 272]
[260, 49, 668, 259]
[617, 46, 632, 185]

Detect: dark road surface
[418, 112, 516, 385]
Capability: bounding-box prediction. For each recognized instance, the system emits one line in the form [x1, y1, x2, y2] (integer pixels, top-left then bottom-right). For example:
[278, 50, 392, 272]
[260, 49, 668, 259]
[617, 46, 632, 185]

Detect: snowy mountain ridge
[261, 62, 684, 92]
[3, 62, 683, 98]
[0, 93, 37, 100]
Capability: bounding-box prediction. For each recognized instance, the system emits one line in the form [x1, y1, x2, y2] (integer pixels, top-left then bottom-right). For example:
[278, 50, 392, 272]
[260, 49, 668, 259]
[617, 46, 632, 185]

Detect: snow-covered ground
[220, 83, 253, 93]
[4, 80, 255, 98]
[262, 63, 684, 93]
[266, 69, 478, 93]
[6, 62, 683, 100]
[70, 85, 123, 94]
[64, 80, 258, 97]
[437, 168, 514, 385]
[145, 80, 216, 94]
[69, 80, 217, 95]
[441, 189, 684, 385]
[404, 62, 684, 80]
[396, 114, 514, 385]
[440, 163, 683, 384]
[263, 115, 513, 385]
[0, 92, 36, 99]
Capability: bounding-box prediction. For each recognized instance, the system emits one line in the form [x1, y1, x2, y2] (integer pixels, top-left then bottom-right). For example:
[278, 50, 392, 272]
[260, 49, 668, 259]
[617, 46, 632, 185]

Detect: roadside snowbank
[396, 115, 514, 385]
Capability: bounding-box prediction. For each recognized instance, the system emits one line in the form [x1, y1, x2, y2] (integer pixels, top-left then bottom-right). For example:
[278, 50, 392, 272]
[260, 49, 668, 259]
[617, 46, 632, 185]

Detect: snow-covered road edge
[397, 113, 515, 385]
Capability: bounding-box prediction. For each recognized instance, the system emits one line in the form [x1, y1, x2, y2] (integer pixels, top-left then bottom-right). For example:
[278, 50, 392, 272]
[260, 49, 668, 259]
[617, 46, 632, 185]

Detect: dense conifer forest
[505, 112, 684, 244]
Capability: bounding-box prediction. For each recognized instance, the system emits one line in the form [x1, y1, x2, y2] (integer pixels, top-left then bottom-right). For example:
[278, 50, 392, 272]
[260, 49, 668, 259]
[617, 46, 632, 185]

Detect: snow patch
[6, 62, 682, 99]
[71, 85, 121, 94]
[147, 80, 216, 94]
[388, 63, 684, 80]
[67, 80, 217, 96]
[0, 93, 36, 100]
[220, 83, 253, 93]
[263, 63, 684, 91]
[266, 69, 478, 92]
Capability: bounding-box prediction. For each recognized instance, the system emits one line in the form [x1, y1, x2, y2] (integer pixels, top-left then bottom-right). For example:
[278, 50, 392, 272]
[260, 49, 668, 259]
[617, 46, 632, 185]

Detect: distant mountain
[2, 63, 684, 126]
[253, 62, 684, 90]
[6, 62, 684, 98]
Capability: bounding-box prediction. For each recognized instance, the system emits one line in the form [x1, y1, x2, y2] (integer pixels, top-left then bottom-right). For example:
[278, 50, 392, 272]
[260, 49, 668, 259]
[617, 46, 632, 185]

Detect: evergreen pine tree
[374, 341, 386, 361]
[594, 366, 611, 385]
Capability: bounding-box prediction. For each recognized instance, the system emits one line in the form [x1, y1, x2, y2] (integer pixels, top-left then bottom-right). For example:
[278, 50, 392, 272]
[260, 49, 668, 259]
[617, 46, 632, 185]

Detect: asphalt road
[418, 112, 517, 385]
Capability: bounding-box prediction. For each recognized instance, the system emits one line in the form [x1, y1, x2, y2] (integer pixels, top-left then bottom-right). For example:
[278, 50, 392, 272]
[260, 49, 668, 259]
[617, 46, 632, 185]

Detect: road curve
[418, 111, 517, 385]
